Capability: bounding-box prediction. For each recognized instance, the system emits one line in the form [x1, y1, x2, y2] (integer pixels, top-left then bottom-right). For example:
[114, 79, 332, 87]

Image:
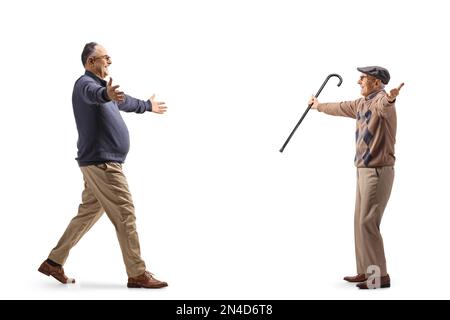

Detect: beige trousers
[354, 166, 394, 277]
[48, 162, 146, 277]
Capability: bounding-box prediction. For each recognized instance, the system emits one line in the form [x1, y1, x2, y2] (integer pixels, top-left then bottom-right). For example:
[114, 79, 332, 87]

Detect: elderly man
[38, 42, 168, 289]
[309, 66, 403, 289]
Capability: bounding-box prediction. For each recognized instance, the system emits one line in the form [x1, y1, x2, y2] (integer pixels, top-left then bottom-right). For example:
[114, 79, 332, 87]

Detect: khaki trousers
[354, 166, 394, 277]
[48, 162, 146, 277]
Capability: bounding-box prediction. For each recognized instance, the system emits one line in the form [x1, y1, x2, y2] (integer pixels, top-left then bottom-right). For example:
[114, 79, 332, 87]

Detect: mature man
[309, 66, 403, 289]
[38, 42, 168, 288]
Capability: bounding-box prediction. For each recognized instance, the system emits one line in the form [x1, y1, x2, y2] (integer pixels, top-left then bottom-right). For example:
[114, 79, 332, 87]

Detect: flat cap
[357, 66, 390, 84]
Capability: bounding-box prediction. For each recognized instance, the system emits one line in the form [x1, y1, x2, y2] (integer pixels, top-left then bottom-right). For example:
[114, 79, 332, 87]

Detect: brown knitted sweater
[317, 90, 397, 168]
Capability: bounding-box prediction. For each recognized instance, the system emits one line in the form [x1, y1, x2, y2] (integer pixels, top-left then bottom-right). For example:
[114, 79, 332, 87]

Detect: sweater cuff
[383, 96, 396, 106]
[101, 88, 111, 102]
[146, 99, 152, 112]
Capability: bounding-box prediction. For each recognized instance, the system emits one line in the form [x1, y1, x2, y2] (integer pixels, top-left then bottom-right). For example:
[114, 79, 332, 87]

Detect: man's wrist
[147, 99, 152, 112]
[103, 88, 111, 101]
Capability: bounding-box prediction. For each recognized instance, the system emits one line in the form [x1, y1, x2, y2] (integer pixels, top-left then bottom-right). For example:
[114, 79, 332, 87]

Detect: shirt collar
[365, 89, 385, 101]
[84, 70, 107, 86]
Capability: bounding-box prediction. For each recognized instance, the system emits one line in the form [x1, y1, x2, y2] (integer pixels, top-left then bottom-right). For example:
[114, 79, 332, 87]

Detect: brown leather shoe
[127, 271, 168, 289]
[38, 260, 75, 284]
[343, 274, 367, 283]
[357, 274, 390, 289]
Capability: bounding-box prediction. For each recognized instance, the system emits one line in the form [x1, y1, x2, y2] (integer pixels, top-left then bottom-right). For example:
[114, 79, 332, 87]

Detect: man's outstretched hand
[106, 78, 125, 103]
[150, 94, 167, 114]
[386, 83, 404, 103]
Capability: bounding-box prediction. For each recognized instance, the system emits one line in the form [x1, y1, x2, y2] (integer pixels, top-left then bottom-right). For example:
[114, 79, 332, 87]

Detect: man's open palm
[106, 78, 125, 103]
[150, 94, 167, 114]
[387, 83, 404, 102]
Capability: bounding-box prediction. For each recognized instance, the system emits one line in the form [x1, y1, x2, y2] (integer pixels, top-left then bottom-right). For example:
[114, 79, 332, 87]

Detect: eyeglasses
[359, 75, 376, 83]
[92, 55, 111, 62]
[359, 75, 368, 81]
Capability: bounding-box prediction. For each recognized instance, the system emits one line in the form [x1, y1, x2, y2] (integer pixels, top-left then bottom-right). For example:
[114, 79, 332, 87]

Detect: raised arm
[79, 77, 124, 105]
[309, 96, 359, 119]
[118, 93, 167, 114]
[374, 83, 404, 117]
[118, 94, 151, 113]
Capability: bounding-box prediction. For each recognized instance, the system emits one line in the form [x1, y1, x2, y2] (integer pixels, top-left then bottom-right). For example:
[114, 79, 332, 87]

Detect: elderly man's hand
[309, 95, 319, 109]
[386, 83, 404, 103]
[150, 94, 167, 114]
[106, 78, 125, 103]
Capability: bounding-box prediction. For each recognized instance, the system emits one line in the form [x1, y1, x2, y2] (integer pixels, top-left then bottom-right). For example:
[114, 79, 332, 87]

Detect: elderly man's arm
[118, 94, 151, 113]
[118, 94, 167, 114]
[79, 77, 124, 104]
[375, 83, 404, 117]
[309, 96, 359, 119]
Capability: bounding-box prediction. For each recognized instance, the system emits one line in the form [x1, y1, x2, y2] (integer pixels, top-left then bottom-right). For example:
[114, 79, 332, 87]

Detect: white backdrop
[0, 0, 448, 299]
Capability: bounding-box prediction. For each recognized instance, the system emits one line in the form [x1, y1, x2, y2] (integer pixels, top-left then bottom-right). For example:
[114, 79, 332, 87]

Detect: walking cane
[279, 73, 343, 153]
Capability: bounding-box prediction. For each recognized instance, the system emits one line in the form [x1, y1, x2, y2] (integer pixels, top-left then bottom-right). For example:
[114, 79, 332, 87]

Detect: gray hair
[81, 42, 98, 66]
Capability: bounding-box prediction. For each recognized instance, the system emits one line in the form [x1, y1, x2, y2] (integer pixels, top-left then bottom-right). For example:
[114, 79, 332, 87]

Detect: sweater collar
[365, 89, 385, 101]
[84, 70, 107, 86]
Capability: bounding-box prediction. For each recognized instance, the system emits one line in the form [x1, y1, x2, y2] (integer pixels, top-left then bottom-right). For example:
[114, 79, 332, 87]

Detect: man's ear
[375, 78, 382, 87]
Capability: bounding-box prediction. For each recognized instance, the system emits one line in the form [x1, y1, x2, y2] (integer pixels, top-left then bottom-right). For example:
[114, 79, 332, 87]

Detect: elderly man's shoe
[343, 274, 367, 283]
[38, 260, 75, 284]
[357, 274, 390, 289]
[127, 271, 168, 289]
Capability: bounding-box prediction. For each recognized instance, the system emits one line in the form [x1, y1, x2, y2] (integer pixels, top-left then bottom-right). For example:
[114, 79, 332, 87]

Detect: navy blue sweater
[73, 71, 151, 166]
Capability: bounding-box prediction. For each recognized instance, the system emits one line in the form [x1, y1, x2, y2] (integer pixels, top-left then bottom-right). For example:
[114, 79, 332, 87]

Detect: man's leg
[354, 169, 365, 275]
[48, 178, 104, 265]
[81, 162, 146, 278]
[358, 166, 394, 277]
[343, 170, 368, 283]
